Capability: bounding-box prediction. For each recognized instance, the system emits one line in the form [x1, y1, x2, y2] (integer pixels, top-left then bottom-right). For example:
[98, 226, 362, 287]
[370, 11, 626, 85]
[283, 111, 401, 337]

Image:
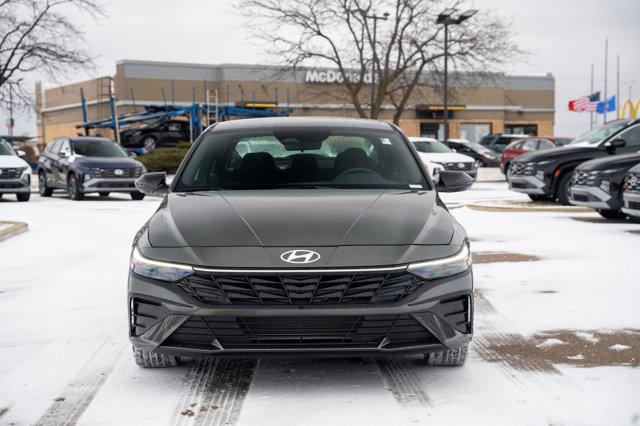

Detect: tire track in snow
[174, 358, 257, 426]
[35, 336, 127, 426]
[375, 358, 430, 409]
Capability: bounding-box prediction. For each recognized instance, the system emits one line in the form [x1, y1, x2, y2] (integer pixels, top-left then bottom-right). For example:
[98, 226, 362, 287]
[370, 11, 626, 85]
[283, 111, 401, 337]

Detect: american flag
[568, 92, 600, 112]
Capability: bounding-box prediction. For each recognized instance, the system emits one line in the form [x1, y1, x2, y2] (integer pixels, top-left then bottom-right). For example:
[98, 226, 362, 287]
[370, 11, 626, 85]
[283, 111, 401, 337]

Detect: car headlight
[130, 247, 193, 282]
[20, 165, 31, 178]
[406, 243, 471, 280]
[600, 179, 611, 193]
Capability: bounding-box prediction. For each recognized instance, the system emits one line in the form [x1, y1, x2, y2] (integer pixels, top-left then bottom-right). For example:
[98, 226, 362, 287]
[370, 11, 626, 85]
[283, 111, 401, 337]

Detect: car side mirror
[128, 151, 138, 158]
[136, 172, 168, 196]
[604, 138, 625, 151]
[16, 150, 26, 157]
[435, 170, 474, 193]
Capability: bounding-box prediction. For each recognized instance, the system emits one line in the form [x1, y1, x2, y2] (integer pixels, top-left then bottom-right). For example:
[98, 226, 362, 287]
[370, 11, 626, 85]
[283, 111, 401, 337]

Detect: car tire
[424, 343, 468, 366]
[16, 192, 30, 202]
[597, 209, 627, 220]
[556, 172, 573, 205]
[143, 136, 158, 151]
[503, 162, 510, 175]
[133, 347, 178, 368]
[99, 192, 110, 197]
[38, 172, 53, 197]
[67, 174, 84, 201]
[628, 215, 640, 223]
[130, 191, 145, 201]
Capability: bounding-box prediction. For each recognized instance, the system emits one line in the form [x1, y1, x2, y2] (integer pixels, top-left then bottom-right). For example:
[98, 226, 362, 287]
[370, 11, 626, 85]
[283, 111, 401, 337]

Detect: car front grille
[509, 162, 534, 176]
[572, 169, 598, 186]
[0, 168, 23, 179]
[129, 298, 169, 337]
[629, 201, 640, 209]
[161, 314, 439, 350]
[625, 172, 640, 192]
[176, 271, 425, 306]
[91, 167, 142, 178]
[572, 194, 589, 202]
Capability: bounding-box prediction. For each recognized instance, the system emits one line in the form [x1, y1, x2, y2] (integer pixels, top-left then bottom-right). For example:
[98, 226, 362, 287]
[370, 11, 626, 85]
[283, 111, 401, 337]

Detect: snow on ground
[0, 183, 639, 425]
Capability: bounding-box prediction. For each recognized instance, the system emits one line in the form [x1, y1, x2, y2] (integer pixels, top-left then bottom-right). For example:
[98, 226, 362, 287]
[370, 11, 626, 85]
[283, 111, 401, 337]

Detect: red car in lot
[500, 137, 572, 174]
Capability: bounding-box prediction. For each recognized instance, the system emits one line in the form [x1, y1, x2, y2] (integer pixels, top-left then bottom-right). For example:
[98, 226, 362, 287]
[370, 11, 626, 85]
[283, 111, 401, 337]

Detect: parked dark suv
[38, 137, 147, 200]
[128, 117, 474, 368]
[622, 163, 640, 222]
[507, 119, 640, 203]
[121, 120, 190, 150]
[568, 153, 640, 219]
[479, 133, 530, 153]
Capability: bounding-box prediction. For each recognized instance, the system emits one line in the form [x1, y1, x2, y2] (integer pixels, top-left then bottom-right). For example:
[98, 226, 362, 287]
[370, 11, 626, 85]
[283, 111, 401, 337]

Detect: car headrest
[290, 154, 318, 179]
[333, 147, 369, 174]
[239, 152, 278, 183]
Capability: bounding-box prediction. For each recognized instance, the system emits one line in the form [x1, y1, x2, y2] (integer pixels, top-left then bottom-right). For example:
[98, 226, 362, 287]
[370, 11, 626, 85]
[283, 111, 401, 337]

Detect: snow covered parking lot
[0, 183, 638, 425]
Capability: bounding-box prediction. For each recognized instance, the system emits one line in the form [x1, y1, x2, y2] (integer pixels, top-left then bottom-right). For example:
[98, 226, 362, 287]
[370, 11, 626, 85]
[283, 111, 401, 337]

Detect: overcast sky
[4, 0, 640, 138]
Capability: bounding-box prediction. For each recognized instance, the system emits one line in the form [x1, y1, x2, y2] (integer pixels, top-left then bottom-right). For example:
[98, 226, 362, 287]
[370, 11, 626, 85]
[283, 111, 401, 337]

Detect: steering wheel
[335, 167, 384, 182]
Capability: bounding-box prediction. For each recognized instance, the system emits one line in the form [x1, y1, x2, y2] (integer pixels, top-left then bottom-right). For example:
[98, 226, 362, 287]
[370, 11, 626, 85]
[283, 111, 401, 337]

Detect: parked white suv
[0, 139, 31, 202]
[409, 137, 477, 180]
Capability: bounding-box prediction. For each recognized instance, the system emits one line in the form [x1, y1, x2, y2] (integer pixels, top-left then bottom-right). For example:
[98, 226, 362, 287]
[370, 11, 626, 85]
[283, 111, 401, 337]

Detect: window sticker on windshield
[409, 184, 423, 189]
[380, 137, 393, 145]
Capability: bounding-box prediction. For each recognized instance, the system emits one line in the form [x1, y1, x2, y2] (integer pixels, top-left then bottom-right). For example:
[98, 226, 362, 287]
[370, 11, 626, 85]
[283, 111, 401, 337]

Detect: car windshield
[569, 121, 629, 146]
[71, 139, 129, 157]
[458, 141, 488, 152]
[0, 140, 15, 156]
[174, 127, 428, 191]
[412, 140, 452, 153]
[553, 138, 573, 146]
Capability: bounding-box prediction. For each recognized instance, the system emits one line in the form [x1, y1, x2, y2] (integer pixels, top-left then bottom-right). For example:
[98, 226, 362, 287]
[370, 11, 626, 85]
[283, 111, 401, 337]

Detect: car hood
[514, 145, 600, 163]
[148, 189, 454, 248]
[417, 152, 474, 163]
[576, 153, 640, 171]
[0, 155, 29, 169]
[73, 156, 143, 168]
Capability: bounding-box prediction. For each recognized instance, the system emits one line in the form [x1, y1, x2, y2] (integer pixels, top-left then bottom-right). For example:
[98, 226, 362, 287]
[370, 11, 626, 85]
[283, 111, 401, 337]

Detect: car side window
[513, 141, 524, 149]
[538, 139, 555, 150]
[522, 140, 537, 151]
[60, 140, 71, 155]
[168, 123, 181, 132]
[618, 125, 640, 147]
[48, 139, 62, 153]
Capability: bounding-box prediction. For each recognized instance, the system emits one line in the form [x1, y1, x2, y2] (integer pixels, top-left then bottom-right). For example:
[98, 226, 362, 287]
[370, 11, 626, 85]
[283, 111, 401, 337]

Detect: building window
[420, 123, 444, 139]
[459, 123, 492, 143]
[505, 124, 538, 136]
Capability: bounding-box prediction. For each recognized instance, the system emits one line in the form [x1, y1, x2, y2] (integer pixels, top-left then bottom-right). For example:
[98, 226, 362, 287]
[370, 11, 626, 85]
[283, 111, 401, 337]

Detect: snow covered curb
[466, 200, 592, 213]
[0, 221, 28, 242]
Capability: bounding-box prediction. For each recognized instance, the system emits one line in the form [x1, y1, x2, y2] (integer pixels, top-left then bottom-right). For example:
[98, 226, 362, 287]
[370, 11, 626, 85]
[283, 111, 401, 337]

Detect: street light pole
[436, 9, 477, 140]
[368, 12, 389, 118]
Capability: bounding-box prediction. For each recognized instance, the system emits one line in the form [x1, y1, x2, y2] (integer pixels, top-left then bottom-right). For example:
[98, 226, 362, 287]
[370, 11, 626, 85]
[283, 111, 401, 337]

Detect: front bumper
[128, 268, 473, 357]
[568, 185, 614, 210]
[82, 177, 138, 193]
[507, 175, 546, 194]
[622, 191, 640, 217]
[0, 177, 30, 193]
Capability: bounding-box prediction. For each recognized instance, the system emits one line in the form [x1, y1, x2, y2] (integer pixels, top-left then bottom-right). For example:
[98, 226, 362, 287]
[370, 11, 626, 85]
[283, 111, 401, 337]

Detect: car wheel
[556, 172, 573, 205]
[133, 347, 178, 368]
[143, 136, 158, 151]
[597, 209, 627, 220]
[67, 174, 84, 201]
[628, 215, 640, 224]
[99, 192, 110, 197]
[16, 192, 30, 202]
[130, 191, 145, 201]
[424, 343, 468, 366]
[38, 172, 53, 197]
[503, 162, 510, 175]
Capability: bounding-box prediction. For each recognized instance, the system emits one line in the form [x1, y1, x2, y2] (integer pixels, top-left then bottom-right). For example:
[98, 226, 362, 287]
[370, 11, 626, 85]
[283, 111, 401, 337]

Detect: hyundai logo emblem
[280, 249, 321, 264]
[114, 169, 124, 176]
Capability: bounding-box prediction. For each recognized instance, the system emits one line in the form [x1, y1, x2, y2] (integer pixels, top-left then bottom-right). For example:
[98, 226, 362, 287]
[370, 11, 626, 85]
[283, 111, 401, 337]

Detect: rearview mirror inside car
[435, 170, 474, 193]
[135, 172, 168, 196]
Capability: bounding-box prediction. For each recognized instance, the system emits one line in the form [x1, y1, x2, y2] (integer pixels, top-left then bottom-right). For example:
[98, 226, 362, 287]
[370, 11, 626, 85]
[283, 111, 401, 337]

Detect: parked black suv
[38, 137, 147, 200]
[128, 117, 474, 368]
[507, 119, 640, 204]
[121, 120, 190, 150]
[479, 133, 529, 153]
[446, 138, 500, 167]
[622, 163, 640, 222]
[568, 153, 640, 219]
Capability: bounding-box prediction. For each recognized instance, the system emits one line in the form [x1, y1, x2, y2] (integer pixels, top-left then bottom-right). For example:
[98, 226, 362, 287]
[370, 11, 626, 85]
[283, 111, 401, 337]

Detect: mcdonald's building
[35, 60, 555, 144]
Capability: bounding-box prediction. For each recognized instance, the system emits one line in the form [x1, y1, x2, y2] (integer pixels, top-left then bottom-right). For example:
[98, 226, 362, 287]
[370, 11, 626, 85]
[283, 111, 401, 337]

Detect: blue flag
[596, 96, 616, 113]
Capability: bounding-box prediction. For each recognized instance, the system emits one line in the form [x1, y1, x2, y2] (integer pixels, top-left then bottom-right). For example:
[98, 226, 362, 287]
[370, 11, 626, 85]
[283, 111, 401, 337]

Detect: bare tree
[0, 0, 105, 110]
[242, 0, 520, 124]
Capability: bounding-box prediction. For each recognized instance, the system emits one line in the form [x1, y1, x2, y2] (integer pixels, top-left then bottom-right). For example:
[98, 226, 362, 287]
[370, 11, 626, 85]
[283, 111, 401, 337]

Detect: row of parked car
[505, 118, 640, 222]
[0, 137, 148, 202]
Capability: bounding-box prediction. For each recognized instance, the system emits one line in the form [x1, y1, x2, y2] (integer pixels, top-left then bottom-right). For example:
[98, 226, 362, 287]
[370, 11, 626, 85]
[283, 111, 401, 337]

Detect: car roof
[69, 137, 115, 143]
[212, 117, 394, 132]
[446, 138, 470, 143]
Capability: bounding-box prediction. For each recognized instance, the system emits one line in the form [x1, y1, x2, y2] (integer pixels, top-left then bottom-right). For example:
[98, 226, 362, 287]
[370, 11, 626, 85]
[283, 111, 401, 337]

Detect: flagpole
[603, 38, 608, 123]
[590, 63, 594, 130]
[616, 55, 620, 119]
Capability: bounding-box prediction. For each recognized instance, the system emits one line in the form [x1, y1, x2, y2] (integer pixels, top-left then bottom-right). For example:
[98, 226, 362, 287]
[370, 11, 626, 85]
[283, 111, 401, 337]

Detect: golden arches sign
[619, 99, 640, 119]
